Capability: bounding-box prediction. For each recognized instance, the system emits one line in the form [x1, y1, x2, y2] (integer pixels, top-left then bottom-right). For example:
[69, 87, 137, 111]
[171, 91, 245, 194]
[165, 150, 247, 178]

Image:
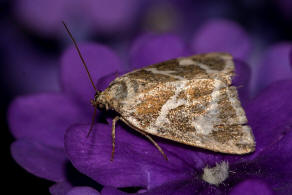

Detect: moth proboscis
[63, 22, 255, 161]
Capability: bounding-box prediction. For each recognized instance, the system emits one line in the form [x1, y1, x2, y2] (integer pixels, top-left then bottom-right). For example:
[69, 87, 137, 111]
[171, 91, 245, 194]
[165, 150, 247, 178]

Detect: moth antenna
[62, 21, 99, 93]
[87, 107, 97, 137]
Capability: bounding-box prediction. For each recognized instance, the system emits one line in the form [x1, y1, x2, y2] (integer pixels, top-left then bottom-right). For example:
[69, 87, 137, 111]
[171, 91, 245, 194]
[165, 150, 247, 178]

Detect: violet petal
[229, 179, 273, 195]
[233, 59, 251, 104]
[14, 0, 67, 35]
[191, 19, 251, 60]
[50, 182, 73, 195]
[101, 187, 127, 195]
[96, 72, 122, 92]
[66, 186, 100, 195]
[0, 22, 60, 93]
[254, 127, 292, 193]
[141, 179, 202, 195]
[233, 59, 251, 88]
[65, 121, 226, 189]
[15, 0, 141, 36]
[289, 46, 292, 67]
[129, 33, 187, 69]
[246, 80, 292, 157]
[61, 43, 121, 105]
[65, 123, 195, 189]
[8, 93, 89, 148]
[84, 0, 140, 33]
[11, 139, 67, 182]
[102, 179, 221, 195]
[254, 42, 292, 94]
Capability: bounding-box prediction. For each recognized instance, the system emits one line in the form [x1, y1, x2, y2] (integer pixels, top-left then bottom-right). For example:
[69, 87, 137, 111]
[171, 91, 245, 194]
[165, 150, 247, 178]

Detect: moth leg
[119, 117, 168, 161]
[111, 116, 119, 161]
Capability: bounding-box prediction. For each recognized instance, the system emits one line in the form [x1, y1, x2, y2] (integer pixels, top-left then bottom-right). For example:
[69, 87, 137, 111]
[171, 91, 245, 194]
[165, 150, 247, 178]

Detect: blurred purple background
[1, 0, 291, 194]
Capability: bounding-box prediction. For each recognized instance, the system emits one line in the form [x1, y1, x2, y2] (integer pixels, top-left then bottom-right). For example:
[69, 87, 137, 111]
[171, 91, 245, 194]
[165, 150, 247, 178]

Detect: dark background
[1, 0, 291, 194]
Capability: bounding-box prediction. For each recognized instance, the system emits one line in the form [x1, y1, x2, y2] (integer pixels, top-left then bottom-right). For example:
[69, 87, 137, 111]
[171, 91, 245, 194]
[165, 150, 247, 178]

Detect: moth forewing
[97, 53, 255, 156]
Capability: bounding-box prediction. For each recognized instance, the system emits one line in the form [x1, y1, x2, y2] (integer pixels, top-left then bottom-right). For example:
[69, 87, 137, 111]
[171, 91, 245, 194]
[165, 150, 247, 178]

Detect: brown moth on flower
[63, 22, 255, 161]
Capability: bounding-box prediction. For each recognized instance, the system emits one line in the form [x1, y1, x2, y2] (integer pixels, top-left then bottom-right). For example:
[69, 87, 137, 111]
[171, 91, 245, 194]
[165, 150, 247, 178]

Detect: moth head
[91, 90, 108, 110]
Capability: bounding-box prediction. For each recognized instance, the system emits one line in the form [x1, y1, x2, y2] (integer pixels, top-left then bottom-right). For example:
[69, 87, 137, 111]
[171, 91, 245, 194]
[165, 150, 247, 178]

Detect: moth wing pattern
[100, 52, 255, 154]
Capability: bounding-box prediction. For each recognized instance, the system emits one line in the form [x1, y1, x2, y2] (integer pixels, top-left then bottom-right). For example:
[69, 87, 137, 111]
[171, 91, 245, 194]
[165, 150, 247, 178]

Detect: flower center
[202, 161, 229, 185]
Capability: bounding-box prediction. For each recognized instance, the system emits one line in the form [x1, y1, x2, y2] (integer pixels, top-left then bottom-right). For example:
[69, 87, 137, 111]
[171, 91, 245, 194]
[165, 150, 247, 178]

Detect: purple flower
[290, 47, 292, 65]
[65, 79, 292, 194]
[9, 43, 122, 193]
[9, 19, 292, 194]
[129, 33, 188, 69]
[253, 42, 292, 96]
[0, 22, 60, 94]
[66, 186, 100, 195]
[191, 19, 251, 60]
[14, 0, 143, 37]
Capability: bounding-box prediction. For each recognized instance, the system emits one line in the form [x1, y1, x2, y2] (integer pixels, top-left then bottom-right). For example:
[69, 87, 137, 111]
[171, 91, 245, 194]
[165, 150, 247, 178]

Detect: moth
[63, 22, 255, 161]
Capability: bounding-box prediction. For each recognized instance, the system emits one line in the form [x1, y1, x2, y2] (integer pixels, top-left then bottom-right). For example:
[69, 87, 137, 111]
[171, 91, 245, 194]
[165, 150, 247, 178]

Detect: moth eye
[98, 104, 105, 109]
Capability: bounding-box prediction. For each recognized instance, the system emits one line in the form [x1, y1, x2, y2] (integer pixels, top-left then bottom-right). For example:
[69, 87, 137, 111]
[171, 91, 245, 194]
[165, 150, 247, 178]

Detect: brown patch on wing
[134, 86, 175, 128]
[167, 105, 195, 133]
[210, 125, 244, 144]
[151, 59, 209, 80]
[192, 56, 226, 71]
[127, 69, 178, 82]
[217, 94, 237, 121]
[154, 59, 178, 70]
[175, 66, 209, 80]
[184, 79, 215, 99]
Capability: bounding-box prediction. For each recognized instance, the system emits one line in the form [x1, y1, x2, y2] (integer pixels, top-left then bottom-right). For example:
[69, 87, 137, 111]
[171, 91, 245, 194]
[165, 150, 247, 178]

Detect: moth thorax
[108, 80, 129, 100]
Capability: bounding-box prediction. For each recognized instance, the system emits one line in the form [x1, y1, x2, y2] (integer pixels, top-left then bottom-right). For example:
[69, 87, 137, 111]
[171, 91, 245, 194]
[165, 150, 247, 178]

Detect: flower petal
[254, 43, 292, 94]
[1, 23, 60, 93]
[67, 186, 100, 195]
[96, 72, 122, 92]
[229, 179, 273, 195]
[84, 0, 140, 33]
[14, 0, 67, 35]
[129, 33, 187, 69]
[101, 187, 127, 195]
[191, 19, 251, 60]
[254, 127, 292, 193]
[101, 186, 128, 195]
[11, 139, 67, 182]
[49, 182, 73, 195]
[246, 80, 292, 157]
[8, 93, 89, 148]
[141, 179, 202, 195]
[61, 43, 121, 105]
[233, 59, 251, 104]
[228, 125, 292, 193]
[233, 60, 251, 87]
[65, 123, 195, 189]
[289, 46, 292, 67]
[101, 180, 221, 195]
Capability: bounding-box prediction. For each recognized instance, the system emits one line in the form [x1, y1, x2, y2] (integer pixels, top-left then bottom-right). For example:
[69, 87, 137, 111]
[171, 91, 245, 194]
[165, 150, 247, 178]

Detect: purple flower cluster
[9, 19, 292, 194]
[14, 0, 142, 37]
